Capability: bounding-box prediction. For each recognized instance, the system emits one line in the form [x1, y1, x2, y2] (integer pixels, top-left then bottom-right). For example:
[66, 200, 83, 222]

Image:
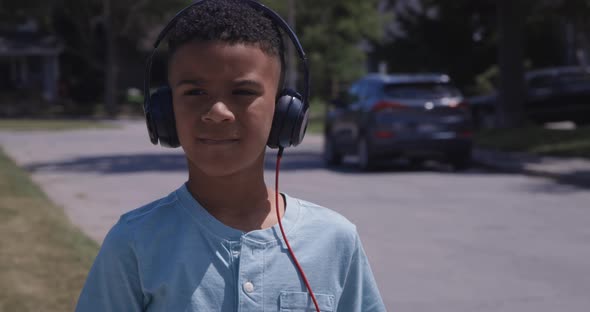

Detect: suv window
[383, 82, 460, 98]
[357, 80, 370, 101]
[366, 82, 382, 98]
[528, 76, 556, 89]
[556, 72, 590, 84]
[528, 70, 590, 88]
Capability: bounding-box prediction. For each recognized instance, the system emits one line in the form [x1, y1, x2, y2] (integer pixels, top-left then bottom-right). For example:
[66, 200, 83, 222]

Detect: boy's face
[168, 40, 281, 177]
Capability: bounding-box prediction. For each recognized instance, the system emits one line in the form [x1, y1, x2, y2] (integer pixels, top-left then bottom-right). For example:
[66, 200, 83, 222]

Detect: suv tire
[449, 150, 472, 171]
[323, 135, 343, 166]
[358, 136, 375, 171]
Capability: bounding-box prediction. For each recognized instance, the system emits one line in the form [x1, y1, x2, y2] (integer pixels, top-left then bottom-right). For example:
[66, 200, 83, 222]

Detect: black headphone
[143, 0, 310, 149]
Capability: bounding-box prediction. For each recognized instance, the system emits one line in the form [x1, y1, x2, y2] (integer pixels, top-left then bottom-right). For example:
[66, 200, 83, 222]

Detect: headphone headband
[143, 0, 310, 115]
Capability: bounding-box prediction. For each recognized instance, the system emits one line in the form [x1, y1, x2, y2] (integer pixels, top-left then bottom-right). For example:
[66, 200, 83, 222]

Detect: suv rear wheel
[358, 137, 375, 171]
[323, 135, 342, 166]
[409, 157, 425, 169]
[449, 150, 472, 171]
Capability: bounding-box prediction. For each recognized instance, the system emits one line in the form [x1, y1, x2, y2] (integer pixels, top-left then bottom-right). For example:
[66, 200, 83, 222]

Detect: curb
[472, 147, 590, 188]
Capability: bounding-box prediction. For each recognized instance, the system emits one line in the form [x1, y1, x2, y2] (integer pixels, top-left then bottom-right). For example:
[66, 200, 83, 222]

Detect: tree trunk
[331, 76, 339, 99]
[103, 0, 118, 117]
[496, 0, 526, 128]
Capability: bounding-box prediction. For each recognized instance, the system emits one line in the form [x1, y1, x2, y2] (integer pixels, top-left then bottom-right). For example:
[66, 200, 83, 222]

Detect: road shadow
[493, 167, 590, 192]
[23, 150, 499, 175]
[473, 156, 590, 191]
[25, 150, 327, 174]
[26, 153, 189, 174]
[552, 170, 590, 189]
[23, 150, 590, 191]
[473, 148, 590, 190]
[265, 150, 487, 174]
[264, 150, 325, 171]
[319, 156, 496, 175]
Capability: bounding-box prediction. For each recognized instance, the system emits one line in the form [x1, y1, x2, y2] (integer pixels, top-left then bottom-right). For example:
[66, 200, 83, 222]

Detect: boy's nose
[202, 101, 235, 123]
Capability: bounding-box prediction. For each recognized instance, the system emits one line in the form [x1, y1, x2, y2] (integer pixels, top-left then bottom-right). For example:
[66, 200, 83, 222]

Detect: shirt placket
[237, 238, 265, 312]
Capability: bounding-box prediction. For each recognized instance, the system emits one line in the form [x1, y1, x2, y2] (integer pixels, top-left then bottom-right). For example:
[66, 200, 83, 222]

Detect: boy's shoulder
[106, 189, 184, 242]
[98, 189, 183, 253]
[291, 196, 354, 225]
[120, 190, 180, 225]
[105, 190, 360, 248]
[287, 194, 358, 239]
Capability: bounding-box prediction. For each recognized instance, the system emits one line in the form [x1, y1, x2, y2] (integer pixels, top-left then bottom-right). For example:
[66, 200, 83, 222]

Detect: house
[0, 18, 63, 103]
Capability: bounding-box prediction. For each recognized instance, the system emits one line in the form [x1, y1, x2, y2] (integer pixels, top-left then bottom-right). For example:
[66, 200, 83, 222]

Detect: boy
[76, 0, 385, 311]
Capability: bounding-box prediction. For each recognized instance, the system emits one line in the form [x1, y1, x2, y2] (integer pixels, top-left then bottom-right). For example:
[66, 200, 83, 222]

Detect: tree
[378, 0, 526, 127]
[263, 0, 389, 99]
[539, 0, 590, 66]
[495, 0, 590, 127]
[373, 0, 498, 92]
[0, 0, 54, 28]
[51, 0, 191, 116]
[6, 0, 387, 114]
[374, 0, 587, 127]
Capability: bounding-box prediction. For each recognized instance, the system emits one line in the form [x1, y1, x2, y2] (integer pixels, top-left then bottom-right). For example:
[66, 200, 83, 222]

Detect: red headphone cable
[275, 147, 320, 312]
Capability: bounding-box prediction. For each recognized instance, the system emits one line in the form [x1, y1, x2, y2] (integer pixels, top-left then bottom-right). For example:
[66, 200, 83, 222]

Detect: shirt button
[243, 281, 254, 293]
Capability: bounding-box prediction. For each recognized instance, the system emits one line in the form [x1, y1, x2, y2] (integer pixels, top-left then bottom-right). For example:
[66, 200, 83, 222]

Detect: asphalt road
[1, 120, 589, 312]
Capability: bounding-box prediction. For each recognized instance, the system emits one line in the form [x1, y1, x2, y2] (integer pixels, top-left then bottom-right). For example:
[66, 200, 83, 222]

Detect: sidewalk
[473, 147, 590, 187]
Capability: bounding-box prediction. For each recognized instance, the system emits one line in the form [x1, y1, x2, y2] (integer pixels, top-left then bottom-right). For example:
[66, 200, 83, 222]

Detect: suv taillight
[449, 101, 469, 109]
[373, 101, 407, 112]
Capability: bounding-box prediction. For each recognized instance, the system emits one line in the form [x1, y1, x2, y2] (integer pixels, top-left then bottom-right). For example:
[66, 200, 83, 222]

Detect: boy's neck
[185, 160, 285, 233]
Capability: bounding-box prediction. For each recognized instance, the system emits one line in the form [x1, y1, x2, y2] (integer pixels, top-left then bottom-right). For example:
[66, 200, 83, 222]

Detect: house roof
[0, 31, 63, 57]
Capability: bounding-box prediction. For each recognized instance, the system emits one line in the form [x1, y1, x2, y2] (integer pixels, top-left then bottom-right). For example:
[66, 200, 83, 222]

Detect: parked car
[470, 66, 590, 128]
[324, 73, 473, 171]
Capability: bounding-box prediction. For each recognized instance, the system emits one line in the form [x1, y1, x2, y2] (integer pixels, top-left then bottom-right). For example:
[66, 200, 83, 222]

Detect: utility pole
[287, 0, 297, 89]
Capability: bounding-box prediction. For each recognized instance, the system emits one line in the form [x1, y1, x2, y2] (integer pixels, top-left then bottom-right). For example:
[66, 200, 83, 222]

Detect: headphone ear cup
[267, 89, 309, 149]
[148, 86, 180, 148]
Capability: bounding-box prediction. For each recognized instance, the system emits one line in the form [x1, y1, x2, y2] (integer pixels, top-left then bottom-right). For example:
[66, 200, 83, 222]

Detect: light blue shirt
[76, 184, 385, 311]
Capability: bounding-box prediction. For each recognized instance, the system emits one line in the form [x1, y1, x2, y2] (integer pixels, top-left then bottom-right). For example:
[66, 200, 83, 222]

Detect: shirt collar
[176, 183, 300, 245]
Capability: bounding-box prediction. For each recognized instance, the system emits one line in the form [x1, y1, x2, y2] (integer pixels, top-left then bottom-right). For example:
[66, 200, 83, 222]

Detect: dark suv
[470, 66, 590, 128]
[324, 73, 473, 170]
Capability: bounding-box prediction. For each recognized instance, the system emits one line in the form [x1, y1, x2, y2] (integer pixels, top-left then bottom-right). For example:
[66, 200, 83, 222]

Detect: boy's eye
[233, 89, 258, 96]
[183, 89, 206, 96]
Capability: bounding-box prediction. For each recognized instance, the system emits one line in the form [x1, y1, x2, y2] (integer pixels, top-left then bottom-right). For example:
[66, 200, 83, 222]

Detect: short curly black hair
[167, 0, 284, 61]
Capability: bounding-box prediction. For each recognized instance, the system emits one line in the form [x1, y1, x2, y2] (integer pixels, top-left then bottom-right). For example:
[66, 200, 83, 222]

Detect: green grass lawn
[0, 148, 98, 311]
[0, 119, 119, 131]
[475, 126, 590, 158]
[307, 117, 324, 134]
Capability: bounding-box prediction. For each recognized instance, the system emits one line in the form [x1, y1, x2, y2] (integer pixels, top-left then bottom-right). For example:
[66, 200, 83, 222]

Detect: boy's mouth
[198, 138, 240, 145]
